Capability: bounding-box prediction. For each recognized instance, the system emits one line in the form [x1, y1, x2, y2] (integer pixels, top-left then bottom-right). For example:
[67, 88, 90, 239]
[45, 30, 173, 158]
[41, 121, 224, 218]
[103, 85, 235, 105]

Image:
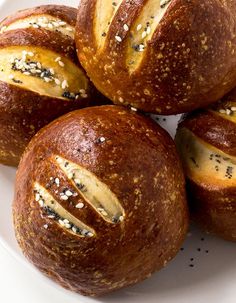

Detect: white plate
[0, 0, 236, 302]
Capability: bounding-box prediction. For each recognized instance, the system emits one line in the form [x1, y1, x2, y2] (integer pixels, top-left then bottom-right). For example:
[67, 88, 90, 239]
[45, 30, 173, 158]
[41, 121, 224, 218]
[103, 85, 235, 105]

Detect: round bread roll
[75, 0, 236, 115]
[13, 105, 189, 296]
[0, 5, 105, 167]
[176, 88, 236, 241]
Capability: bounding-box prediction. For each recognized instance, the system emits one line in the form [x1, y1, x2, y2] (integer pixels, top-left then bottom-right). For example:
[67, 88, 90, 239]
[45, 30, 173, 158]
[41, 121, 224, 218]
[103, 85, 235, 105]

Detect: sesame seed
[52, 21, 60, 28]
[123, 24, 129, 31]
[139, 44, 145, 52]
[55, 178, 60, 186]
[137, 24, 142, 31]
[99, 137, 106, 142]
[81, 229, 88, 236]
[74, 178, 81, 185]
[142, 31, 147, 39]
[63, 219, 70, 224]
[43, 224, 49, 229]
[65, 190, 73, 197]
[76, 202, 84, 209]
[59, 21, 66, 26]
[72, 227, 77, 233]
[68, 172, 74, 179]
[219, 109, 226, 114]
[55, 78, 61, 85]
[97, 208, 108, 216]
[35, 193, 40, 202]
[58, 61, 65, 67]
[79, 89, 86, 94]
[44, 77, 51, 83]
[39, 200, 44, 207]
[59, 219, 65, 226]
[60, 195, 69, 201]
[62, 80, 69, 89]
[55, 57, 61, 62]
[231, 106, 236, 111]
[115, 35, 122, 42]
[119, 215, 124, 222]
[48, 215, 55, 219]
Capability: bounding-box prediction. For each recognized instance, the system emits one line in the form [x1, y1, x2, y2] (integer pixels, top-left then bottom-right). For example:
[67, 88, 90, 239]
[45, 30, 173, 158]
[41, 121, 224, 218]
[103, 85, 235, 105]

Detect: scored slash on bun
[175, 88, 236, 241]
[75, 0, 236, 114]
[0, 5, 77, 35]
[0, 5, 106, 167]
[13, 105, 189, 296]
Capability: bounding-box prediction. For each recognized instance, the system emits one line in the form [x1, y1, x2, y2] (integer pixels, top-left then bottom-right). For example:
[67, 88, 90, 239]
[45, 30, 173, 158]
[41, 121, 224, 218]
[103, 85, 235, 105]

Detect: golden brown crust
[0, 5, 77, 28]
[176, 89, 236, 241]
[13, 105, 189, 296]
[75, 0, 236, 114]
[0, 81, 94, 166]
[0, 5, 108, 167]
[187, 179, 236, 242]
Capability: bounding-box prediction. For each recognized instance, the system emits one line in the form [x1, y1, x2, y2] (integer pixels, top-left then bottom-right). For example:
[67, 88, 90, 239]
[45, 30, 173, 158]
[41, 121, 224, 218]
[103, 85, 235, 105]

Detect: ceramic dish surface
[0, 1, 235, 302]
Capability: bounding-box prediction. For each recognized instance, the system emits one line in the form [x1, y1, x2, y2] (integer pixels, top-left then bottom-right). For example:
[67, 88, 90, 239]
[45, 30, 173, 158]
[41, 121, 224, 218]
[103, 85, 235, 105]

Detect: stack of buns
[0, 0, 234, 297]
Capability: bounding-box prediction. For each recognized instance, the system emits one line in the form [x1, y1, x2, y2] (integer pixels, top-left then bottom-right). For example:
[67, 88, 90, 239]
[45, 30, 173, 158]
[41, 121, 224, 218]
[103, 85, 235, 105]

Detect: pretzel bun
[13, 105, 188, 296]
[176, 88, 236, 241]
[75, 0, 236, 115]
[0, 5, 105, 167]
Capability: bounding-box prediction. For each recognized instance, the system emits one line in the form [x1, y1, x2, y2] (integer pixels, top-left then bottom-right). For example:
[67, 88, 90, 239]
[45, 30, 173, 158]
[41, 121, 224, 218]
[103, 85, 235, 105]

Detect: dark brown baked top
[76, 0, 236, 114]
[13, 105, 188, 295]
